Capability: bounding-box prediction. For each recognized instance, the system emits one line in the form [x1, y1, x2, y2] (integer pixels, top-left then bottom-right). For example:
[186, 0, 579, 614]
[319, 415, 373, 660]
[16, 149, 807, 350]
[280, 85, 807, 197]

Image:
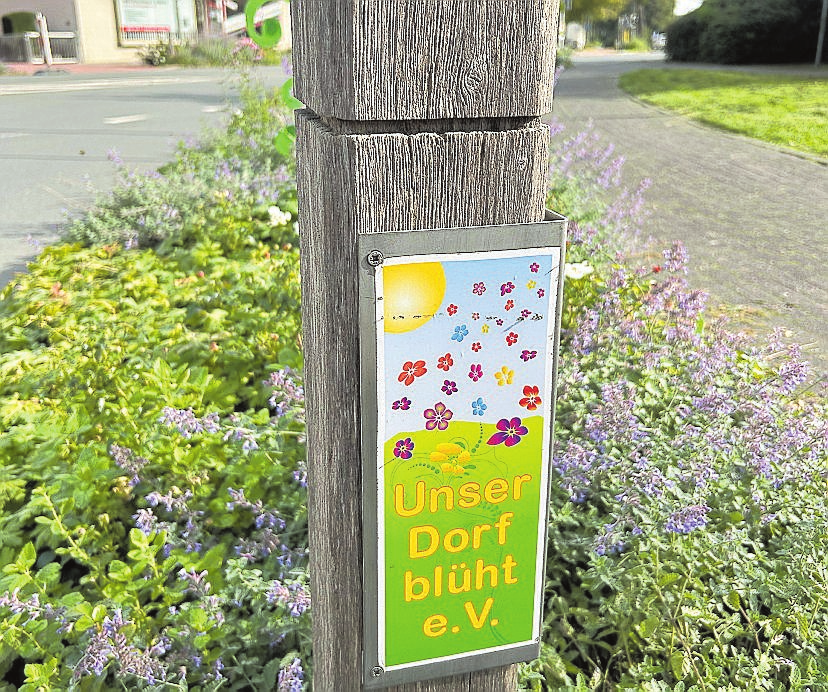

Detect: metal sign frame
[358, 211, 567, 688]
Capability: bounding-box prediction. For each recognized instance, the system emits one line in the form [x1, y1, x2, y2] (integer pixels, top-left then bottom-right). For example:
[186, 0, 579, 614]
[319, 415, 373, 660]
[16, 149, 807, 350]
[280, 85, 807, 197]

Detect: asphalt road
[0, 66, 288, 288]
[552, 52, 828, 375]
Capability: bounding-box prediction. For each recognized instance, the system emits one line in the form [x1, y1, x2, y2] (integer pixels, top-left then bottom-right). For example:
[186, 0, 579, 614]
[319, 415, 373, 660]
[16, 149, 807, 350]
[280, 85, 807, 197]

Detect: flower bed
[0, 83, 825, 690]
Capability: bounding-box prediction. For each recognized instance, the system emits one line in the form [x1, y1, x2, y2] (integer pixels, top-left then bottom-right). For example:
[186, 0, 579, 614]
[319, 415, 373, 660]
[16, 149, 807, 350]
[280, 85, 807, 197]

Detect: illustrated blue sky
[380, 249, 561, 441]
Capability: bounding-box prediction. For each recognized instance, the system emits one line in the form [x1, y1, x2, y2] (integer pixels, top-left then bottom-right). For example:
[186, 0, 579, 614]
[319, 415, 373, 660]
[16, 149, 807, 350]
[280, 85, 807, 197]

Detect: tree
[566, 0, 628, 22]
[635, 0, 676, 31]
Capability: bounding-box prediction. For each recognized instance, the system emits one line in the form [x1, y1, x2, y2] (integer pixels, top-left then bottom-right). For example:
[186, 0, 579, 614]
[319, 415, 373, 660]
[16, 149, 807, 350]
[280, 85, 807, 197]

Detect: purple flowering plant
[526, 119, 828, 690]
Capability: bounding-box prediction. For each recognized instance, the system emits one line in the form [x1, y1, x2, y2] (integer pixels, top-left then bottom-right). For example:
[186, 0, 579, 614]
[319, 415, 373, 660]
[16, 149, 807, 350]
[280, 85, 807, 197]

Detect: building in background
[0, 0, 289, 64]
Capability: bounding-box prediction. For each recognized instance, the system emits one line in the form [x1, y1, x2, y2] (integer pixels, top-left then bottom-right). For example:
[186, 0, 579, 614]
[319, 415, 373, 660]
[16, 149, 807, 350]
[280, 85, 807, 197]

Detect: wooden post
[292, 2, 558, 689]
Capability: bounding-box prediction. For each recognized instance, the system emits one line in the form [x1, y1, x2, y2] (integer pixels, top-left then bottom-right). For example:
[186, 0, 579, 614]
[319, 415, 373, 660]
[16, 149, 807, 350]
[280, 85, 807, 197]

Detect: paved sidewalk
[2, 61, 160, 75]
[552, 53, 828, 375]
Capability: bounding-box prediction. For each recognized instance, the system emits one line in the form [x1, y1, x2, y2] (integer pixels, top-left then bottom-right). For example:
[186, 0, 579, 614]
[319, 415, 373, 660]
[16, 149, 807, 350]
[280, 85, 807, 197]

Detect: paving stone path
[551, 52, 828, 376]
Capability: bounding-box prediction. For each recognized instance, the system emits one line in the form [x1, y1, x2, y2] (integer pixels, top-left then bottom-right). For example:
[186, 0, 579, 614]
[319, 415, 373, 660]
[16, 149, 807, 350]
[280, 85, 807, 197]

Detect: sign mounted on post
[359, 213, 566, 687]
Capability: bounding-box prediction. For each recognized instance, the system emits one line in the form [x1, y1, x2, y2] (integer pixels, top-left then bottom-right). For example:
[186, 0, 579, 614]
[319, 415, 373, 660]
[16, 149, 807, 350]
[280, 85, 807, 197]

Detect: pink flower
[468, 364, 483, 382]
[530, 262, 540, 273]
[394, 438, 414, 459]
[472, 312, 480, 320]
[520, 309, 531, 319]
[506, 332, 518, 346]
[537, 289, 545, 298]
[437, 353, 453, 371]
[392, 397, 411, 410]
[487, 417, 528, 447]
[520, 350, 537, 362]
[500, 281, 515, 296]
[424, 402, 453, 431]
[473, 282, 486, 295]
[441, 380, 458, 396]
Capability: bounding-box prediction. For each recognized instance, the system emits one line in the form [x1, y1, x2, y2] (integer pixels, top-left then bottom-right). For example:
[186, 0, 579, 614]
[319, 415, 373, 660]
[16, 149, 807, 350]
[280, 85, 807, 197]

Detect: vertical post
[292, 2, 558, 689]
[35, 12, 53, 67]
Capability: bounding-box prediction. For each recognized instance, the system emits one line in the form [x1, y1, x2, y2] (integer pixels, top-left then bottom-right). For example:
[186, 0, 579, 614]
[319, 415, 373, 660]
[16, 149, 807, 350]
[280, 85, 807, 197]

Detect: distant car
[651, 32, 666, 50]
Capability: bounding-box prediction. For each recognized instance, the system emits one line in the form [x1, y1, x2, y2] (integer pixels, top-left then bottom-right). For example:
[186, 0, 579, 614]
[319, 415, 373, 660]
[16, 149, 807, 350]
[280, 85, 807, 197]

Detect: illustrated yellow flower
[430, 442, 471, 475]
[482, 324, 490, 334]
[526, 280, 537, 289]
[495, 366, 514, 386]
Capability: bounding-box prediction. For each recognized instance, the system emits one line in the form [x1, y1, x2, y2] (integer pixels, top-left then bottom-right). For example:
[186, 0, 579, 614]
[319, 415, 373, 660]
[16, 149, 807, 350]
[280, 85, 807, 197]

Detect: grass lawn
[619, 68, 828, 158]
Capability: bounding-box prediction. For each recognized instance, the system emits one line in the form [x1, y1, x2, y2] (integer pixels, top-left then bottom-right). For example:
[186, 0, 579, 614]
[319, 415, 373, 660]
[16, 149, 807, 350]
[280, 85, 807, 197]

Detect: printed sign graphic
[372, 247, 561, 675]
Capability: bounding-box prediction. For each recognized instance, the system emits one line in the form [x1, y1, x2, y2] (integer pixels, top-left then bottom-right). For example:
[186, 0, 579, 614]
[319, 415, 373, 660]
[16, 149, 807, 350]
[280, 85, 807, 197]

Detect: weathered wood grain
[291, 0, 558, 120]
[293, 0, 557, 686]
[296, 111, 549, 690]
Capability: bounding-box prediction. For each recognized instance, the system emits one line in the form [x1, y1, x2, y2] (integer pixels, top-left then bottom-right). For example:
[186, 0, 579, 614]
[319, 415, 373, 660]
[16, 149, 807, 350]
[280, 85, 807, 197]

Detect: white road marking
[0, 132, 27, 139]
[0, 75, 215, 96]
[201, 104, 224, 113]
[102, 114, 148, 125]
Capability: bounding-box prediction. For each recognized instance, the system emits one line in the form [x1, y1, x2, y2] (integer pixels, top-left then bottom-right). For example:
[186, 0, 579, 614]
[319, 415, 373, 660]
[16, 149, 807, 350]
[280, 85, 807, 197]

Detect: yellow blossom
[482, 324, 490, 333]
[526, 280, 537, 289]
[430, 443, 471, 475]
[495, 366, 514, 386]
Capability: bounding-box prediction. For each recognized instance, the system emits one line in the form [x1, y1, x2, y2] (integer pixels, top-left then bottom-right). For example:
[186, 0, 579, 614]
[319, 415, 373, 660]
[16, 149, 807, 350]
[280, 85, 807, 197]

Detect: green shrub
[618, 37, 650, 52]
[164, 37, 285, 67]
[667, 0, 828, 64]
[63, 78, 298, 250]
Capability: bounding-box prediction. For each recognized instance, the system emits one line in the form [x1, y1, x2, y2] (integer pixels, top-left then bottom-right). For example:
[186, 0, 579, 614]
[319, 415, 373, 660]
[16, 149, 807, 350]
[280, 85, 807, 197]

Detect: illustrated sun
[383, 262, 447, 334]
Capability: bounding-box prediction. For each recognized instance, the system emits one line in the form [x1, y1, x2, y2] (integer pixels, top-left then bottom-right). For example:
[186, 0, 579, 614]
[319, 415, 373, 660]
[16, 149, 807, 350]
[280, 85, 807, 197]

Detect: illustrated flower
[394, 437, 414, 459]
[505, 299, 515, 311]
[530, 262, 540, 273]
[447, 304, 458, 316]
[495, 366, 514, 386]
[430, 442, 470, 475]
[472, 312, 480, 320]
[495, 318, 504, 326]
[520, 349, 537, 361]
[526, 280, 537, 289]
[472, 397, 487, 416]
[424, 402, 453, 431]
[500, 281, 515, 296]
[481, 324, 490, 334]
[473, 282, 486, 295]
[519, 385, 542, 411]
[520, 309, 532, 319]
[441, 380, 458, 396]
[506, 332, 519, 346]
[451, 325, 469, 342]
[437, 353, 453, 371]
[398, 360, 427, 386]
[471, 342, 482, 352]
[537, 289, 545, 298]
[487, 417, 529, 447]
[392, 397, 412, 410]
[468, 363, 483, 382]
